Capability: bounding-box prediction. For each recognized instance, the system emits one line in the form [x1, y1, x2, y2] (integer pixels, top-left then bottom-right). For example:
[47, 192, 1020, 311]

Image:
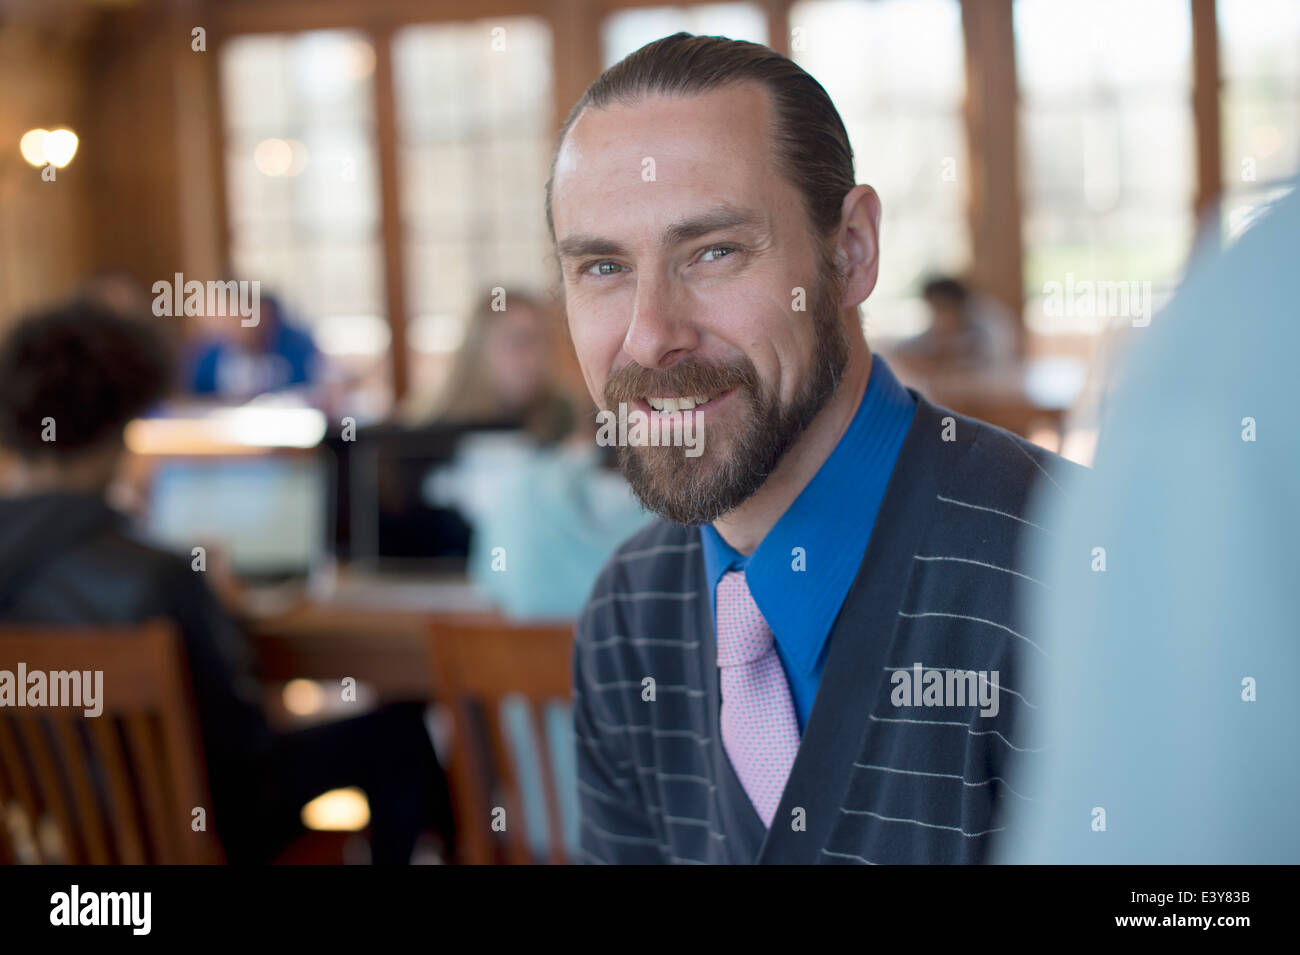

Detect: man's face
[551, 82, 849, 525]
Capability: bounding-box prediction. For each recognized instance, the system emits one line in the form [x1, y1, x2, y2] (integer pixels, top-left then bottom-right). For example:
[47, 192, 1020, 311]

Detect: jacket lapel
[755, 393, 963, 863]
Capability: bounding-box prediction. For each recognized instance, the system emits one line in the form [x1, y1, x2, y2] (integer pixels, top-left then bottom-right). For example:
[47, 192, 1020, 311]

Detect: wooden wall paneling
[0, 16, 95, 324]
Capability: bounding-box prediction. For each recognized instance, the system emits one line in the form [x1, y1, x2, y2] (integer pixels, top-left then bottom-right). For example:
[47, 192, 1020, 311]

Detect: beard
[603, 244, 851, 526]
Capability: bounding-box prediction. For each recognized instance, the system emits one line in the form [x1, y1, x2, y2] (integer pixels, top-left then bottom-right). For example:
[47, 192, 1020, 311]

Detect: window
[220, 30, 390, 414]
[392, 18, 556, 400]
[1218, 0, 1300, 243]
[1015, 0, 1195, 334]
[215, 3, 1272, 407]
[791, 0, 969, 339]
[601, 3, 769, 67]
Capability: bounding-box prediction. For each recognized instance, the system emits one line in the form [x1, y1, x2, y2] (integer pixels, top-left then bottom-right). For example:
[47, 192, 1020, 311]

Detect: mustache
[604, 357, 759, 405]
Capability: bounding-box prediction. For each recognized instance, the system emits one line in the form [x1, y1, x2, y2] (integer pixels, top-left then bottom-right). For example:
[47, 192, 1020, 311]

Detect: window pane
[393, 18, 555, 399]
[602, 3, 769, 67]
[791, 0, 968, 338]
[1219, 0, 1300, 85]
[1218, 0, 1300, 244]
[1016, 0, 1195, 334]
[220, 30, 390, 410]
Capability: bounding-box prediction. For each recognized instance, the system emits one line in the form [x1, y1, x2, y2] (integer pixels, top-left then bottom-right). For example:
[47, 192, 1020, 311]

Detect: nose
[622, 270, 699, 370]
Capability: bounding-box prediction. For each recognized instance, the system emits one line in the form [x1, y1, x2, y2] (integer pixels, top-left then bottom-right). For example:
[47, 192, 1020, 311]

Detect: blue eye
[700, 245, 738, 263]
[584, 261, 624, 277]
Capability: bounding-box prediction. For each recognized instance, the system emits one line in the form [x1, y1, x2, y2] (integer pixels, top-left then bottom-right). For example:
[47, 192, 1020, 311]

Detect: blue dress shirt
[700, 354, 916, 731]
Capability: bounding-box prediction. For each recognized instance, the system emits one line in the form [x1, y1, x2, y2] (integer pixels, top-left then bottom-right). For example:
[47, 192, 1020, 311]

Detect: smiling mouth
[643, 393, 719, 413]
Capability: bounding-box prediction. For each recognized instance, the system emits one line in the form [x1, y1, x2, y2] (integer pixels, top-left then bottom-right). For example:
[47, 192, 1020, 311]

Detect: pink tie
[715, 569, 801, 828]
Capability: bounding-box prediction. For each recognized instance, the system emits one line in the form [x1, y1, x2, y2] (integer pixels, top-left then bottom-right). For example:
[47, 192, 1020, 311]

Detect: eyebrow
[555, 205, 769, 261]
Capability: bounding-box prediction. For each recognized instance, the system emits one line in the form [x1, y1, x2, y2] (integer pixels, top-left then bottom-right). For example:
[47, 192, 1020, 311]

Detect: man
[0, 300, 455, 864]
[548, 33, 1081, 864]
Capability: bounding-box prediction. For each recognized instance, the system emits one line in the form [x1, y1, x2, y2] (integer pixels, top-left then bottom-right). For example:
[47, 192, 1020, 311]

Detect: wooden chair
[0, 620, 224, 864]
[426, 614, 576, 865]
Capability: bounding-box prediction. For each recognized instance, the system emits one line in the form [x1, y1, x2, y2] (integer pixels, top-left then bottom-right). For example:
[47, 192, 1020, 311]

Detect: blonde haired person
[401, 290, 575, 446]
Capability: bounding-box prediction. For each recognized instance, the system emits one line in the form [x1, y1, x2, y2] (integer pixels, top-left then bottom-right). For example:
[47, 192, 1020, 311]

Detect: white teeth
[646, 394, 714, 412]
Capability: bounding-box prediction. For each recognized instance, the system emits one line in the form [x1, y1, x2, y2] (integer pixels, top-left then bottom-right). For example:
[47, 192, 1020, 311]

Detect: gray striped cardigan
[572, 390, 1082, 864]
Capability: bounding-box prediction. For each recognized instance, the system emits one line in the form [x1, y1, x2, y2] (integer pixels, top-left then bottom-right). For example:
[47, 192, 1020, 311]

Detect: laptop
[331, 421, 529, 574]
[147, 455, 329, 583]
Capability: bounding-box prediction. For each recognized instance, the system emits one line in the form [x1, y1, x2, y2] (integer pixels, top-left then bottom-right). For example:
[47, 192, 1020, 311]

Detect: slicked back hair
[544, 32, 857, 249]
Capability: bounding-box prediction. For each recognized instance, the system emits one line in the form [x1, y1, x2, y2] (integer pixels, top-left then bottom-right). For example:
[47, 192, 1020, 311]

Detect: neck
[711, 337, 873, 556]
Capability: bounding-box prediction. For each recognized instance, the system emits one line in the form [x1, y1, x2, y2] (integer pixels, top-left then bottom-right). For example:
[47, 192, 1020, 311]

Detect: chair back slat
[534, 709, 570, 866]
[0, 621, 223, 864]
[53, 718, 112, 864]
[476, 697, 532, 865]
[87, 718, 148, 864]
[427, 615, 575, 865]
[0, 747, 12, 865]
[122, 711, 179, 863]
[11, 713, 80, 862]
[0, 714, 42, 860]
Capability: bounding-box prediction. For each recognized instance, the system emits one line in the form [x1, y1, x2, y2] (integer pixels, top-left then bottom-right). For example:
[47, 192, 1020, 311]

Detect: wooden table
[242, 572, 501, 698]
[885, 355, 1086, 446]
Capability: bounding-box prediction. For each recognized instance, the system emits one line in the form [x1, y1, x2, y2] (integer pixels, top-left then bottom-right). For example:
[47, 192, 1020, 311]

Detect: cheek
[711, 294, 804, 393]
[779, 322, 822, 401]
[517, 342, 546, 376]
[484, 342, 511, 381]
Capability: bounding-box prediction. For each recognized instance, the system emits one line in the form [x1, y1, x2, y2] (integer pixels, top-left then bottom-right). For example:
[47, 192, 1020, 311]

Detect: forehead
[551, 82, 795, 242]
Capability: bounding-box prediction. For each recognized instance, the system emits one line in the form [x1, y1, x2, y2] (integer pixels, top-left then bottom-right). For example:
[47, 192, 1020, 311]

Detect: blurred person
[464, 407, 652, 620]
[74, 268, 187, 388]
[1050, 318, 1142, 467]
[458, 410, 654, 863]
[75, 266, 155, 322]
[549, 34, 1081, 864]
[379, 291, 577, 566]
[0, 300, 455, 864]
[892, 275, 1018, 369]
[997, 188, 1300, 864]
[186, 290, 323, 404]
[400, 290, 575, 446]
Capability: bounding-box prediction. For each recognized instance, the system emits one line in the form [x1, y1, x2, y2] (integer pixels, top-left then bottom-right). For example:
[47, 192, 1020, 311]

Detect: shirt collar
[701, 354, 916, 675]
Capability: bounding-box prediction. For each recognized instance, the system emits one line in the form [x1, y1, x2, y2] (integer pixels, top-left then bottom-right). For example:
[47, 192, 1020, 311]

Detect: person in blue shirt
[466, 424, 653, 621]
[187, 292, 320, 401]
[997, 187, 1300, 864]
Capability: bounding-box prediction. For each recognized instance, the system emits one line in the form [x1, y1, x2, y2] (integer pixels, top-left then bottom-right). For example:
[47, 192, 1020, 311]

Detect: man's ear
[836, 184, 882, 309]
